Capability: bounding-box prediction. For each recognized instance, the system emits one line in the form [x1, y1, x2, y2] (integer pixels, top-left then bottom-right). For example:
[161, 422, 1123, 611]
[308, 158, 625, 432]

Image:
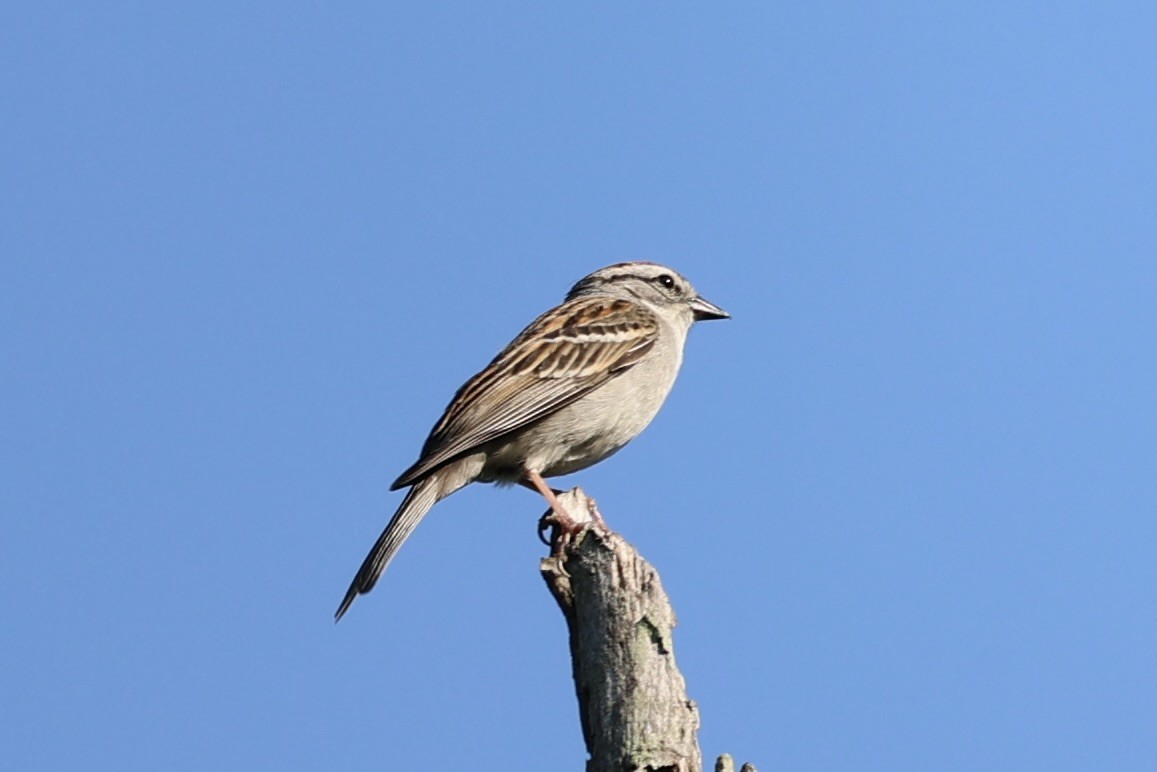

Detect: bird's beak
[690, 295, 730, 321]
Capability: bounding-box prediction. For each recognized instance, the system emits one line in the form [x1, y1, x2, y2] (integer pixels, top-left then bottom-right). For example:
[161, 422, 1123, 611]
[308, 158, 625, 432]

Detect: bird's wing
[391, 296, 658, 489]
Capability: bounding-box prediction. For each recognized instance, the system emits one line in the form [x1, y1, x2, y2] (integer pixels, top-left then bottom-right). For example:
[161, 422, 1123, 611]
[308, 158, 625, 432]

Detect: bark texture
[540, 488, 702, 772]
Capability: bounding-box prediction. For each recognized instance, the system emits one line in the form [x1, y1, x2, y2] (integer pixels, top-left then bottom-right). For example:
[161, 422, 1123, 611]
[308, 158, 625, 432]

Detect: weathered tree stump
[539, 488, 756, 772]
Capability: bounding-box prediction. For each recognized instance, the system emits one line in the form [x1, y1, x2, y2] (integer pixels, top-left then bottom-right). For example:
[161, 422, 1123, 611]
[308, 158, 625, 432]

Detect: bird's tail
[334, 479, 439, 621]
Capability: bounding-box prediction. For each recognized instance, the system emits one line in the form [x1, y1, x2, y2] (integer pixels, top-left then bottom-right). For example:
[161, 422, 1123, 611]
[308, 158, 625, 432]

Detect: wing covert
[391, 296, 658, 489]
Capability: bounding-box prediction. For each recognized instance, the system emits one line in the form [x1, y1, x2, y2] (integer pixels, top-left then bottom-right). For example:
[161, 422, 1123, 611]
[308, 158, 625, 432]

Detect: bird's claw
[537, 512, 554, 546]
[538, 507, 587, 555]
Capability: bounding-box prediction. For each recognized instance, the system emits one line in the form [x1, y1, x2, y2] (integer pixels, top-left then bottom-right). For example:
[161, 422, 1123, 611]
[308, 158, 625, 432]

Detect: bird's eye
[656, 274, 676, 290]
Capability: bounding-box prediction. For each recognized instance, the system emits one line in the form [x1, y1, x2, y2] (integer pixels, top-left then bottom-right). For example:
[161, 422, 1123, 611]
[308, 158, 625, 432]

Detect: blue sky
[3, 3, 1155, 770]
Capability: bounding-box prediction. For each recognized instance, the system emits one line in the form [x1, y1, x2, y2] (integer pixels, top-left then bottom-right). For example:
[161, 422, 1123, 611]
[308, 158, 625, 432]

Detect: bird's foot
[588, 496, 606, 527]
[537, 506, 586, 548]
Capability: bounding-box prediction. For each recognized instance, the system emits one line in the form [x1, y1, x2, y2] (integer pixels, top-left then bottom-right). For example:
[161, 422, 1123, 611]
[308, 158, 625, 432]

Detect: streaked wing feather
[392, 297, 657, 488]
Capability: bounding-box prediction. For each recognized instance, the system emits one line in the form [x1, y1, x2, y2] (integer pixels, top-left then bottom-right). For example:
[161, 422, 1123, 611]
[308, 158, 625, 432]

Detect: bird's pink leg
[524, 470, 581, 530]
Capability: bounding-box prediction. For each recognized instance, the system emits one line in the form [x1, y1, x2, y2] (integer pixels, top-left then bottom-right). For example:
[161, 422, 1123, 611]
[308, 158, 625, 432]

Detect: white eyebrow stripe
[549, 330, 644, 344]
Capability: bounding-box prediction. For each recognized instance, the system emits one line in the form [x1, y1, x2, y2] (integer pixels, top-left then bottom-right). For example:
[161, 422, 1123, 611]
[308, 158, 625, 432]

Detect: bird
[335, 261, 729, 620]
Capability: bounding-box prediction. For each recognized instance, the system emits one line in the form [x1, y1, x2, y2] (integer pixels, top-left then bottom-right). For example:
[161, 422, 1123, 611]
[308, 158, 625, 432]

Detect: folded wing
[392, 296, 659, 489]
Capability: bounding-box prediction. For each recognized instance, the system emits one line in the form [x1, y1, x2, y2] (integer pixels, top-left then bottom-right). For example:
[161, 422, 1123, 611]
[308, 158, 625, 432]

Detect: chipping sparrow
[335, 262, 728, 620]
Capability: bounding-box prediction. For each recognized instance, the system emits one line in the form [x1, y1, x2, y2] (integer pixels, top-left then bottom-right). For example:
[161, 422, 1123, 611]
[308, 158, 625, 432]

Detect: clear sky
[3, 3, 1155, 770]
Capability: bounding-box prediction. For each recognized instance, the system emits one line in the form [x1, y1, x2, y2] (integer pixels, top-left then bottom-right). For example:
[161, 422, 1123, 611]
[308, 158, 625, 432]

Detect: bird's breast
[524, 337, 682, 478]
